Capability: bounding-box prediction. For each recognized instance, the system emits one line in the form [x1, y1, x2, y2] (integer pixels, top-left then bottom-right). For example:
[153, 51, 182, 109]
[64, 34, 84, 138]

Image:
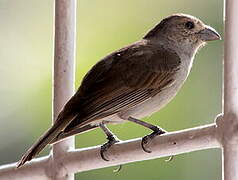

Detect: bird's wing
[63, 41, 181, 133]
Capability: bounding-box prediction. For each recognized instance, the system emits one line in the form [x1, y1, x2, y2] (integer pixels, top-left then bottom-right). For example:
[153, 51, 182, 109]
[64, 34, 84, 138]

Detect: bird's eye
[185, 21, 194, 29]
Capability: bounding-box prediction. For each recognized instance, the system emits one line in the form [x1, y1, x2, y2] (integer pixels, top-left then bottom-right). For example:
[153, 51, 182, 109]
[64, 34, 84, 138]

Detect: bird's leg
[127, 116, 166, 153]
[99, 123, 120, 161]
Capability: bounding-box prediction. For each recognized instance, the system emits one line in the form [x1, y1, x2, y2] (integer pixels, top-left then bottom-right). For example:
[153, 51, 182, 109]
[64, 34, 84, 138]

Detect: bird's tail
[50, 124, 98, 144]
[17, 112, 75, 168]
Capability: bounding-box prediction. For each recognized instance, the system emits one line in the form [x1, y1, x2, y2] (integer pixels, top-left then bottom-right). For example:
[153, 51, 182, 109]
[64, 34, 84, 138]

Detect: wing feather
[63, 41, 181, 132]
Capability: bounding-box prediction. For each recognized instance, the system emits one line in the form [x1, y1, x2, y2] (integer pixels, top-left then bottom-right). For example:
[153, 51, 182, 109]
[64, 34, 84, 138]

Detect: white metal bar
[0, 124, 220, 179]
[52, 0, 76, 179]
[0, 157, 50, 180]
[223, 0, 238, 114]
[222, 0, 238, 179]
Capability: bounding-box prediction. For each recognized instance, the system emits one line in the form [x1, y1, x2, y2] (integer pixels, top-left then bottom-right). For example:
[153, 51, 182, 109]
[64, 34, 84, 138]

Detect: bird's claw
[100, 137, 119, 161]
[165, 155, 174, 162]
[141, 128, 166, 153]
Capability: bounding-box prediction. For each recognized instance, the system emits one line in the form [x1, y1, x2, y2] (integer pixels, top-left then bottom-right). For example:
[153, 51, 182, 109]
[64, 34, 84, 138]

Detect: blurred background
[0, 0, 223, 179]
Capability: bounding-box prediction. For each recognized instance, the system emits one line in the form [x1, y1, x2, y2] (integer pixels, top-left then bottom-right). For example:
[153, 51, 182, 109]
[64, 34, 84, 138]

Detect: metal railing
[0, 0, 236, 180]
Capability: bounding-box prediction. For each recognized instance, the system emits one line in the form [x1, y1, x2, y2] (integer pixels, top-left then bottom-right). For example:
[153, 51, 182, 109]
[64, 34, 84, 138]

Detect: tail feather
[17, 113, 76, 168]
[50, 124, 98, 144]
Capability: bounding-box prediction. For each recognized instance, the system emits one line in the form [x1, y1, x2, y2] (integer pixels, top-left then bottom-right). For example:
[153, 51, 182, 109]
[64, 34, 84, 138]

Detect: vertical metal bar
[223, 0, 238, 179]
[224, 0, 238, 114]
[53, 0, 76, 179]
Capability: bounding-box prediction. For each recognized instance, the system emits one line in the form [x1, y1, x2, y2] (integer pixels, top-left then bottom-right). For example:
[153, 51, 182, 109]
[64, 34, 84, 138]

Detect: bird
[17, 13, 221, 168]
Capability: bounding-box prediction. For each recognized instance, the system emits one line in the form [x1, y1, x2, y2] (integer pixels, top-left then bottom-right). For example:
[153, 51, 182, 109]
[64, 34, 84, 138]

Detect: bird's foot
[100, 135, 120, 161]
[141, 127, 166, 153]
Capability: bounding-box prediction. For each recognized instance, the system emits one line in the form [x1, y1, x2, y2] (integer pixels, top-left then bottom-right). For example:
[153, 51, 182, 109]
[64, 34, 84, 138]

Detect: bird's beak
[197, 25, 221, 41]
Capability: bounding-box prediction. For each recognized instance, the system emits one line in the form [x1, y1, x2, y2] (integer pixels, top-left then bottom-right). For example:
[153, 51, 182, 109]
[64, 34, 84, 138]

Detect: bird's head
[144, 14, 221, 53]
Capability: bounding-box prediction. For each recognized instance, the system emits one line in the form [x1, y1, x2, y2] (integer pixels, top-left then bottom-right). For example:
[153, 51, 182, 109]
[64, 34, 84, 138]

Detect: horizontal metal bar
[0, 123, 220, 179]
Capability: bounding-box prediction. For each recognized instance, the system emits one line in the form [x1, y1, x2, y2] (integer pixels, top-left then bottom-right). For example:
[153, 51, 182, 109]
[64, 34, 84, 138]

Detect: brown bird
[17, 14, 220, 167]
